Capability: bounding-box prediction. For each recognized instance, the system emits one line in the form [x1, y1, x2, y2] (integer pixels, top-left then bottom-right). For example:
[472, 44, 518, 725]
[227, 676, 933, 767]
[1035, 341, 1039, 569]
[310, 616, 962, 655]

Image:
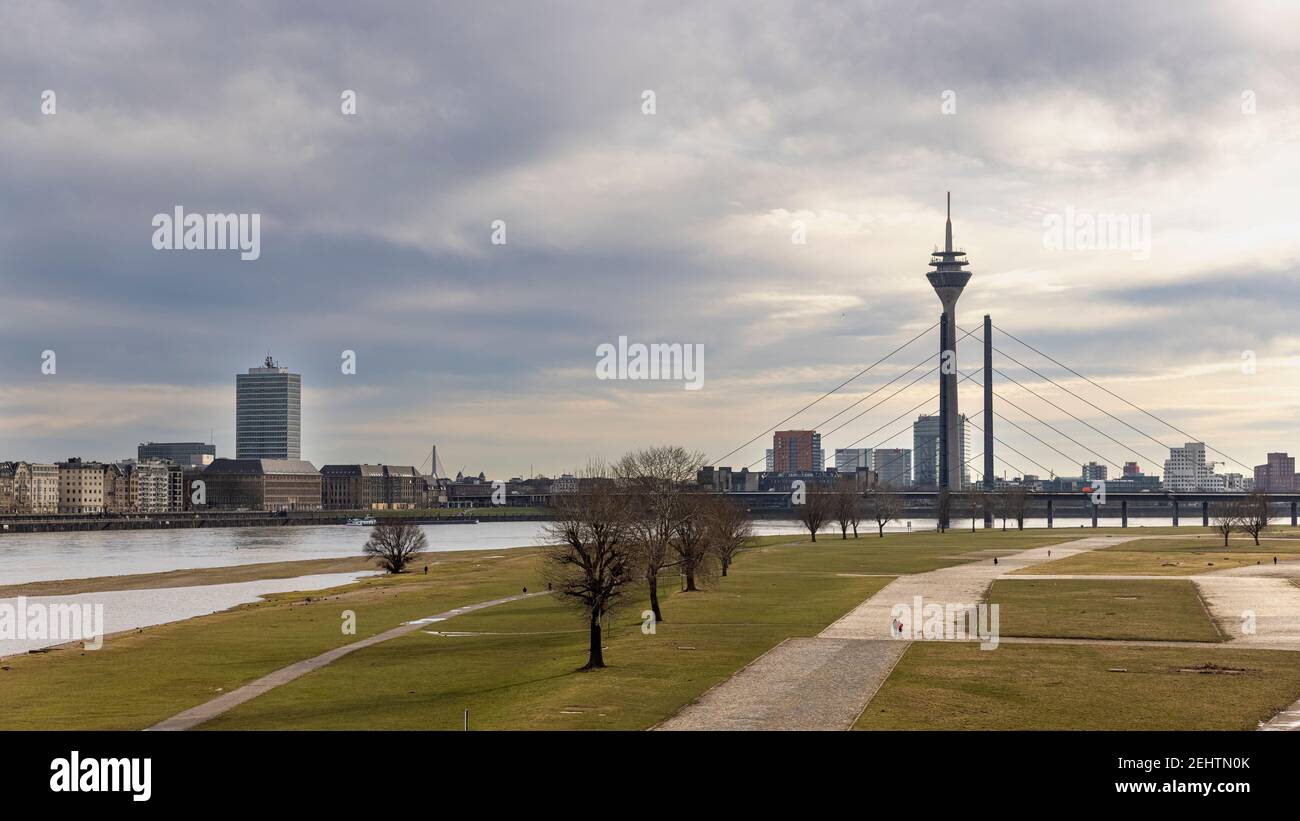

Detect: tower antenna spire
[945, 191, 953, 252]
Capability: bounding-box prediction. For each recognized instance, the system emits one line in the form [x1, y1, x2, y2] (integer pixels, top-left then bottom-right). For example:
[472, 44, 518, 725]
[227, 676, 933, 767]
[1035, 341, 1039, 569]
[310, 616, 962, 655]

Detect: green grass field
[200, 531, 1075, 729]
[1014, 536, 1300, 576]
[856, 641, 1300, 730]
[989, 578, 1222, 642]
[4, 526, 1295, 731]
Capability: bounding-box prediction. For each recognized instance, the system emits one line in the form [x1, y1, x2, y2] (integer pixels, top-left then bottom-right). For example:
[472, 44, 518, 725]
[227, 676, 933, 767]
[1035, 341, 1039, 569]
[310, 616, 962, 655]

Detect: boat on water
[346, 517, 378, 526]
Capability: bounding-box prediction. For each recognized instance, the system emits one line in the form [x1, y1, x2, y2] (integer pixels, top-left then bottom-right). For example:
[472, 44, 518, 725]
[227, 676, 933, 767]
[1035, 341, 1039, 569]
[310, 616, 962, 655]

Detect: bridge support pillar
[1046, 497, 1053, 528]
[1202, 500, 1209, 528]
[1172, 500, 1179, 527]
[1091, 503, 1098, 528]
[1292, 501, 1297, 527]
[1121, 499, 1128, 528]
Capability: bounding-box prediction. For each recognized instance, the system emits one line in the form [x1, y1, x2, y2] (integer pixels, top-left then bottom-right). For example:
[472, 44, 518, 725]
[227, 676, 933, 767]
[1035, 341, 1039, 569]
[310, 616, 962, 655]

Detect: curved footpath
[658, 535, 1300, 731]
[148, 591, 550, 731]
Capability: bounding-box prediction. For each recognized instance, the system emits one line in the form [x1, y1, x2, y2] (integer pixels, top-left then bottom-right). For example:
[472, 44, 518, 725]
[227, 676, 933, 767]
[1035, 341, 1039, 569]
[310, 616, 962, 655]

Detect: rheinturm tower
[926, 193, 971, 493]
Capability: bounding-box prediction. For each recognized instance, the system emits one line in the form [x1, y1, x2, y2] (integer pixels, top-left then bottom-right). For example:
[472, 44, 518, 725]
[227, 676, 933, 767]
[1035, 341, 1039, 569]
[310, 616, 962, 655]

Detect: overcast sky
[1, 1, 1298, 479]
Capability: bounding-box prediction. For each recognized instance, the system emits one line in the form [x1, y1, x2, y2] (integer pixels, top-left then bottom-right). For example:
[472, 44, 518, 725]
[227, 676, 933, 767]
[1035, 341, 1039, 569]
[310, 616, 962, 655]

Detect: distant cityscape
[0, 356, 1296, 517]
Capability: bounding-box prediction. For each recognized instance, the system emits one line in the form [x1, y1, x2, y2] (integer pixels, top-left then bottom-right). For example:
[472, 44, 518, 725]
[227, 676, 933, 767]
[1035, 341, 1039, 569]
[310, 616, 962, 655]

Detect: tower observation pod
[926, 193, 971, 500]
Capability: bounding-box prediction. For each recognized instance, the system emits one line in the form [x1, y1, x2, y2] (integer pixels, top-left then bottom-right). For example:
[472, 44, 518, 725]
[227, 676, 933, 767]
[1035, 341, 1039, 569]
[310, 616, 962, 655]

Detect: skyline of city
[3, 4, 1299, 481]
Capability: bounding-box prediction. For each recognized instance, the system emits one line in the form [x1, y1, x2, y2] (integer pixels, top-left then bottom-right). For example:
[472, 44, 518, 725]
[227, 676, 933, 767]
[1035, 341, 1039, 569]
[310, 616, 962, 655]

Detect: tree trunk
[583, 613, 604, 670]
[878, 523, 885, 537]
[684, 571, 698, 592]
[852, 524, 858, 538]
[840, 524, 847, 539]
[721, 558, 729, 577]
[648, 575, 664, 622]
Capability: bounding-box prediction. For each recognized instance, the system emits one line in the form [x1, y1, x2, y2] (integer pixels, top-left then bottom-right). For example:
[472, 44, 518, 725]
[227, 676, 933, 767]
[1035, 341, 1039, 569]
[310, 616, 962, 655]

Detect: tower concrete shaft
[926, 193, 971, 493]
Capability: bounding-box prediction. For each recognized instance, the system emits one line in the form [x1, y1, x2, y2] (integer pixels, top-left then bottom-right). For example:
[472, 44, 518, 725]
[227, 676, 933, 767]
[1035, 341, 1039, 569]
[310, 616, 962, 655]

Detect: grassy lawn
[856, 641, 1300, 730]
[989, 579, 1222, 642]
[0, 547, 550, 730]
[1014, 536, 1300, 576]
[201, 542, 895, 730]
[0, 528, 1084, 730]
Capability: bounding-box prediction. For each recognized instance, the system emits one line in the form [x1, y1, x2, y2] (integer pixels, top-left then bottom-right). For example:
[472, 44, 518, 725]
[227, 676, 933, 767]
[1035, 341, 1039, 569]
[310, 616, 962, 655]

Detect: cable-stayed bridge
[707, 195, 1298, 529]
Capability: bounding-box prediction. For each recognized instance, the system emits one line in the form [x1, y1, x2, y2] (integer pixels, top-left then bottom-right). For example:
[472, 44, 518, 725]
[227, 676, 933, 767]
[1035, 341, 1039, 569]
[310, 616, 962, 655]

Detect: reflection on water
[0, 517, 1178, 588]
[0, 571, 375, 657]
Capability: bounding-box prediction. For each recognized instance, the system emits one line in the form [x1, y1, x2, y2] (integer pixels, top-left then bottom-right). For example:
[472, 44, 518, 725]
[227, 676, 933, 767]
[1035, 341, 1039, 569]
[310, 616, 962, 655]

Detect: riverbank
[12, 527, 1299, 731]
[0, 507, 550, 534]
[0, 555, 380, 597]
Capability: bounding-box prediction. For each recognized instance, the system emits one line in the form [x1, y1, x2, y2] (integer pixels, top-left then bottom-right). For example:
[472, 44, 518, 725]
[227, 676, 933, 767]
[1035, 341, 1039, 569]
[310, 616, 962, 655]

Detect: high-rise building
[872, 448, 912, 488]
[1122, 461, 1142, 478]
[913, 413, 969, 489]
[1163, 442, 1215, 492]
[236, 356, 301, 460]
[1253, 453, 1295, 493]
[834, 448, 872, 473]
[1082, 462, 1108, 482]
[138, 441, 216, 467]
[771, 430, 823, 473]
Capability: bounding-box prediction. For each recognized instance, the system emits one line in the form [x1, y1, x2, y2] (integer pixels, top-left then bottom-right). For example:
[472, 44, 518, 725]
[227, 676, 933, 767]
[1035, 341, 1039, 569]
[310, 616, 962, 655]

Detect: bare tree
[834, 478, 860, 539]
[543, 464, 634, 670]
[1210, 500, 1242, 547]
[616, 445, 704, 623]
[1240, 491, 1272, 546]
[867, 484, 902, 537]
[991, 491, 1010, 531]
[672, 492, 716, 591]
[363, 521, 428, 573]
[706, 496, 753, 577]
[935, 489, 951, 533]
[1005, 487, 1029, 530]
[797, 482, 833, 542]
[963, 490, 987, 532]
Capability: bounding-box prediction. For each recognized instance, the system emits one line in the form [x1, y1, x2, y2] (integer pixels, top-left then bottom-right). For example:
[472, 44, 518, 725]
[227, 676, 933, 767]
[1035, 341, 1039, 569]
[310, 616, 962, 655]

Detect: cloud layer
[1, 1, 1297, 479]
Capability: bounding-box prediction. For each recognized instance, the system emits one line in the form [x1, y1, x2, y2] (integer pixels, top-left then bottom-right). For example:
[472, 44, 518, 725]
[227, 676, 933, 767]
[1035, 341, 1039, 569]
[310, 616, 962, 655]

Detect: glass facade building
[235, 357, 301, 460]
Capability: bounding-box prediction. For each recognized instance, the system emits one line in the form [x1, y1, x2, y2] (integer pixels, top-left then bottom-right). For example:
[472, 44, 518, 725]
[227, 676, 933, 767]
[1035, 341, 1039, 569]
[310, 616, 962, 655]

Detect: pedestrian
[1274, 556, 1278, 565]
[423, 565, 428, 575]
[547, 581, 552, 591]
[993, 556, 999, 565]
[523, 586, 528, 594]
[1047, 549, 1051, 557]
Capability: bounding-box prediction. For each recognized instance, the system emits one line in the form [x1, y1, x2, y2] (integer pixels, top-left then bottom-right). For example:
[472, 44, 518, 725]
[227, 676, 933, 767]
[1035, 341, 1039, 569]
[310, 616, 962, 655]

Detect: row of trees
[795, 481, 1035, 540]
[543, 447, 753, 670]
[1210, 492, 1272, 547]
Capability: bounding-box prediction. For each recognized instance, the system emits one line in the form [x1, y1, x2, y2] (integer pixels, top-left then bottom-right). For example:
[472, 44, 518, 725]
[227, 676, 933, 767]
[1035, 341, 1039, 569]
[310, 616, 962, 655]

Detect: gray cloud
[1, 1, 1297, 476]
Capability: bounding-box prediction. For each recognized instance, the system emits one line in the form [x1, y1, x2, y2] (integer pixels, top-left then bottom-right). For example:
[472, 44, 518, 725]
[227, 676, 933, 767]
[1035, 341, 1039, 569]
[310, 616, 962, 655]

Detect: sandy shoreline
[0, 545, 541, 598]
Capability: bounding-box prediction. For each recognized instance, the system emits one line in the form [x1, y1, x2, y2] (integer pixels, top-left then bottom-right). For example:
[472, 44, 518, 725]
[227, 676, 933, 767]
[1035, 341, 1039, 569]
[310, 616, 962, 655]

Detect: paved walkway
[148, 591, 548, 731]
[658, 536, 1138, 730]
[1261, 697, 1300, 730]
[821, 536, 1138, 640]
[656, 638, 906, 730]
